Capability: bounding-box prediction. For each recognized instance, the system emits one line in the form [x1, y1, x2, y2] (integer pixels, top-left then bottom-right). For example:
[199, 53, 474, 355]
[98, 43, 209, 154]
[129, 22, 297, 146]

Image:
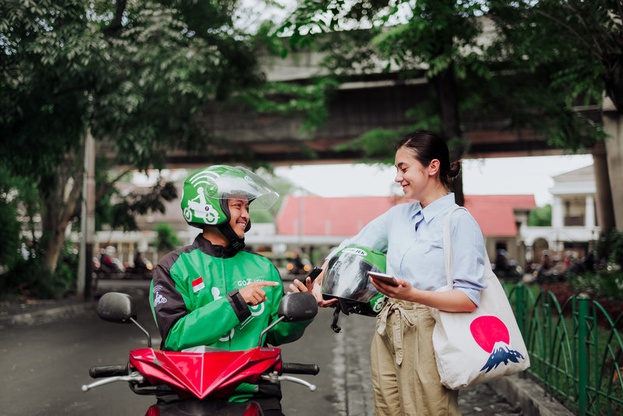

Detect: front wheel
[146, 397, 263, 416]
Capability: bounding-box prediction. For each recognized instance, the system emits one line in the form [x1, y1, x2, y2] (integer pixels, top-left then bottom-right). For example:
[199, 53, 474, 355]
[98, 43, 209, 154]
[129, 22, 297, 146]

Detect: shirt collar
[421, 193, 456, 225]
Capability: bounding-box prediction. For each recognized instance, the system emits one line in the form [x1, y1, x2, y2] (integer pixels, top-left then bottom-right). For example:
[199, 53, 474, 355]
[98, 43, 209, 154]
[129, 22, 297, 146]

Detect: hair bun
[448, 161, 461, 179]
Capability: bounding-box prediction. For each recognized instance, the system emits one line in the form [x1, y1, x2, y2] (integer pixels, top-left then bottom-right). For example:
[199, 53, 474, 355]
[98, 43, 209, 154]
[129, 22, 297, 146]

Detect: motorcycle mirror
[97, 292, 137, 324]
[278, 292, 318, 322]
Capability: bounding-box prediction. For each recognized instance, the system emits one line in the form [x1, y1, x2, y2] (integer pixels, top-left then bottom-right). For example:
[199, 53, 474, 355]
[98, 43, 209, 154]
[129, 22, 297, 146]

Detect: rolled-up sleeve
[449, 210, 487, 306]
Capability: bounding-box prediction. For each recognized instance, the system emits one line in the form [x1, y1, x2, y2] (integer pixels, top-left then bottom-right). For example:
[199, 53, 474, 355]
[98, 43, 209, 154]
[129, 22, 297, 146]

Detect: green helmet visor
[209, 166, 279, 210]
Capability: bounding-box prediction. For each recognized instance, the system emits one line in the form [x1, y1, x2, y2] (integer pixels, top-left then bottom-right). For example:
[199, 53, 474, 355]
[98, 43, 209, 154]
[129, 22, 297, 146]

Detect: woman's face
[227, 197, 250, 239]
[394, 146, 439, 201]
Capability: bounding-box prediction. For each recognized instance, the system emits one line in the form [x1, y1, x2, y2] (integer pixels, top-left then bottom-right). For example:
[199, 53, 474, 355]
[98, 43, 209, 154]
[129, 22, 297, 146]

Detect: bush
[570, 271, 623, 301]
[596, 229, 623, 271]
[0, 242, 78, 300]
[154, 223, 181, 253]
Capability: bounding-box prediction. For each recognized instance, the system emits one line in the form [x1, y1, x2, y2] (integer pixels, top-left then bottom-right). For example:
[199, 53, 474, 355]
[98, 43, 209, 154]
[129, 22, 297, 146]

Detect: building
[522, 165, 599, 265]
[92, 164, 598, 271]
[273, 194, 536, 264]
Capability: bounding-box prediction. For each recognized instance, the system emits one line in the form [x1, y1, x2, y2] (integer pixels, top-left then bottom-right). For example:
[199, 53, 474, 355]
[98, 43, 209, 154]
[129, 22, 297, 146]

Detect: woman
[308, 131, 487, 415]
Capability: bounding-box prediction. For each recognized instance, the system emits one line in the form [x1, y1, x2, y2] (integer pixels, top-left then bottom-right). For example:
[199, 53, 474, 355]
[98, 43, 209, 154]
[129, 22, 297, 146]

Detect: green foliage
[335, 128, 401, 162]
[0, 0, 269, 277]
[0, 172, 25, 267]
[596, 229, 623, 271]
[486, 0, 611, 148]
[278, 0, 608, 159]
[154, 223, 181, 253]
[237, 77, 340, 133]
[96, 177, 178, 232]
[0, 166, 40, 267]
[570, 271, 623, 302]
[0, 241, 76, 299]
[528, 205, 552, 227]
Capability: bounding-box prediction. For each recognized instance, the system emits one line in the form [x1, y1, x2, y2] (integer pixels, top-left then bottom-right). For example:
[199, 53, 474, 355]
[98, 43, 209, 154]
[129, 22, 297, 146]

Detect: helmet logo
[342, 247, 367, 257]
[185, 170, 221, 225]
[371, 295, 385, 313]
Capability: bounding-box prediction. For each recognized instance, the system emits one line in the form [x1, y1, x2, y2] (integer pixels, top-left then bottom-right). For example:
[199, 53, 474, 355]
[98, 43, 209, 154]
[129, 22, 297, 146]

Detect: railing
[506, 283, 623, 415]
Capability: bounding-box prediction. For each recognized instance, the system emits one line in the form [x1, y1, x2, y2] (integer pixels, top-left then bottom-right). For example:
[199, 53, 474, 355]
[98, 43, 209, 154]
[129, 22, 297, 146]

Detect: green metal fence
[506, 284, 623, 415]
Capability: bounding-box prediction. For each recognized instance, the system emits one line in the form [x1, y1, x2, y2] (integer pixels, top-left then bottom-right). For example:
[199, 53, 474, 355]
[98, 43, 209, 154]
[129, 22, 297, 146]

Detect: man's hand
[239, 281, 279, 306]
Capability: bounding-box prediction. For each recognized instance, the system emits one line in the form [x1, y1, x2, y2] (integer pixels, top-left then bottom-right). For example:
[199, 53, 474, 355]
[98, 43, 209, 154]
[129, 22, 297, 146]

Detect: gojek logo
[470, 316, 526, 373]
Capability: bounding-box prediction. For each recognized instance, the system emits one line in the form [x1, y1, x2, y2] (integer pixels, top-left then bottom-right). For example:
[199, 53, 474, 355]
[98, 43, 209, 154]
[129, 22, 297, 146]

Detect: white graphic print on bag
[471, 316, 526, 373]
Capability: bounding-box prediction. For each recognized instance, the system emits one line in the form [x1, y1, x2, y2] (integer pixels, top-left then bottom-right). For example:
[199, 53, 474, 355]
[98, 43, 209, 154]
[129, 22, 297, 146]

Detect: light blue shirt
[333, 193, 486, 305]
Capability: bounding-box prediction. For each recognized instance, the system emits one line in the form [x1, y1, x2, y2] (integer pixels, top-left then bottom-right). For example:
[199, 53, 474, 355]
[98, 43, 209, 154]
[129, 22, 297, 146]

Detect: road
[0, 279, 369, 416]
[0, 279, 521, 416]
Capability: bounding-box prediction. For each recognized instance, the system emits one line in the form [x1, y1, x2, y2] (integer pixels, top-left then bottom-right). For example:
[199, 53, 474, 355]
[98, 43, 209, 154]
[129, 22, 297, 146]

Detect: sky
[273, 154, 595, 206]
[133, 154, 594, 207]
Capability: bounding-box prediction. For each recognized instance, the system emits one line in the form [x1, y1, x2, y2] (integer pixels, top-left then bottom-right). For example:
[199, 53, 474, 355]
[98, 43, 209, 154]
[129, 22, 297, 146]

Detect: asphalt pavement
[0, 280, 574, 416]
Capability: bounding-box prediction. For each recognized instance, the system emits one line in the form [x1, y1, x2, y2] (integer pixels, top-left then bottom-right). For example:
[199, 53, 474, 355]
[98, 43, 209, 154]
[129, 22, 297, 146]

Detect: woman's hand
[370, 277, 477, 312]
[370, 276, 412, 300]
[289, 278, 337, 308]
[288, 276, 313, 293]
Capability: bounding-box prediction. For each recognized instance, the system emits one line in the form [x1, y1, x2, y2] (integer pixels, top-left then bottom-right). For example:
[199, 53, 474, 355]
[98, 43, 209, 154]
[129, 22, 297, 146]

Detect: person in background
[150, 165, 315, 416]
[308, 131, 487, 415]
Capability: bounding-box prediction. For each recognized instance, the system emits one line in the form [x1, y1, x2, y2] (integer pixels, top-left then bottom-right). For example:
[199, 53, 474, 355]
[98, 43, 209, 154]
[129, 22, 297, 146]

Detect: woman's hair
[395, 130, 461, 190]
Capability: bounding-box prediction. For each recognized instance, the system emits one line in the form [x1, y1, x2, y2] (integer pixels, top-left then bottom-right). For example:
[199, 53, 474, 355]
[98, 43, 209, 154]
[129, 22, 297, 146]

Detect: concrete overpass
[163, 48, 598, 167]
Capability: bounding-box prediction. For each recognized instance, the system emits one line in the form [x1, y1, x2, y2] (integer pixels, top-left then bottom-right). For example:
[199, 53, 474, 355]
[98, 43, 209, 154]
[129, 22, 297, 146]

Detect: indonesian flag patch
[192, 276, 205, 293]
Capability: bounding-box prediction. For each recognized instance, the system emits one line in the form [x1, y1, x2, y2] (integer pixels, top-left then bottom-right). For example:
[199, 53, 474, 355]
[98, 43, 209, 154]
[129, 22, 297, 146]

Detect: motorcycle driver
[150, 165, 314, 415]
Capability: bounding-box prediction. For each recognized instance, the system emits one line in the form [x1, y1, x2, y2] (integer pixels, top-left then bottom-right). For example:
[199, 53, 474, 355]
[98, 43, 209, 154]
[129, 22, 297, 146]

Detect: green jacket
[150, 234, 312, 401]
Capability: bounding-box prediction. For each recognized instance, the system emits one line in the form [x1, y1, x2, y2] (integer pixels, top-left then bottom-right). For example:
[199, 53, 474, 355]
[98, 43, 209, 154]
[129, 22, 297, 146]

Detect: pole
[78, 129, 96, 300]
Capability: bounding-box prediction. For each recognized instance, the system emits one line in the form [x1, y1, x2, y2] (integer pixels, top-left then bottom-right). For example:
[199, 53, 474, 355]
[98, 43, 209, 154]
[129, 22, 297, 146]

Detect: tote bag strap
[442, 206, 467, 287]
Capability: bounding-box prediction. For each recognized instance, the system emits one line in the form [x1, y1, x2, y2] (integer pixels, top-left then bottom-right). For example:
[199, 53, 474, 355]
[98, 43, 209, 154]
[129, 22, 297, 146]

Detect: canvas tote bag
[431, 207, 530, 390]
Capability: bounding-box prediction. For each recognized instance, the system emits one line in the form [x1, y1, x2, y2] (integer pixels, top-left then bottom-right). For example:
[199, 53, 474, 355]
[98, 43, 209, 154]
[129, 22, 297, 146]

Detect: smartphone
[303, 267, 323, 284]
[368, 271, 399, 287]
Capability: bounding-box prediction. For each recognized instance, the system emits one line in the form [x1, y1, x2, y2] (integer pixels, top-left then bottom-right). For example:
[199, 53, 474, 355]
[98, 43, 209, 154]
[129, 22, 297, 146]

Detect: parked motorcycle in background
[82, 291, 320, 416]
[492, 249, 523, 281]
[93, 246, 153, 280]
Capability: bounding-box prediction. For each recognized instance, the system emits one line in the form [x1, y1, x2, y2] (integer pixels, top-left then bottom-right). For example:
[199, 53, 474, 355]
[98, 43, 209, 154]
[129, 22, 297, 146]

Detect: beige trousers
[370, 299, 461, 416]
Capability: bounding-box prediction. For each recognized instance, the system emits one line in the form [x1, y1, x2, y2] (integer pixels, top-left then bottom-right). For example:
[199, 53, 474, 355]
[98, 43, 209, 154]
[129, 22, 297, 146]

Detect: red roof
[275, 195, 408, 236]
[276, 194, 535, 238]
[464, 195, 536, 237]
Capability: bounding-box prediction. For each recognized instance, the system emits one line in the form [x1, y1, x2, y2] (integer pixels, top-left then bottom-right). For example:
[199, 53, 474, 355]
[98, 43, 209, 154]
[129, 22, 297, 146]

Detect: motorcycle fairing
[129, 347, 281, 399]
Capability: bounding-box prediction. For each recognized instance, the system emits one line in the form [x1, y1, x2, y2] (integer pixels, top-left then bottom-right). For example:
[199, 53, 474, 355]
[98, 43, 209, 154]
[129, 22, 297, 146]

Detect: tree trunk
[591, 141, 615, 233]
[431, 64, 465, 206]
[600, 102, 623, 232]
[40, 149, 85, 273]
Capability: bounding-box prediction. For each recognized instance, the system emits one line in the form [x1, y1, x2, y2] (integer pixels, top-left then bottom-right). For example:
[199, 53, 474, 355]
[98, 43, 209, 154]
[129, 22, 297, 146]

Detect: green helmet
[322, 245, 387, 317]
[181, 165, 279, 230]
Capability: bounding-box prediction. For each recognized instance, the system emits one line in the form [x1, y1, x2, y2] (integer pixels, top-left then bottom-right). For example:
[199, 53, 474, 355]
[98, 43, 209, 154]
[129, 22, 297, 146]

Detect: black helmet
[322, 245, 387, 328]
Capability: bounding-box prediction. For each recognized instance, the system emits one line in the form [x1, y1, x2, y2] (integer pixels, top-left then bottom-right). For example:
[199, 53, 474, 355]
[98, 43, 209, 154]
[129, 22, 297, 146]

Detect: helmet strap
[331, 305, 342, 333]
[217, 223, 246, 254]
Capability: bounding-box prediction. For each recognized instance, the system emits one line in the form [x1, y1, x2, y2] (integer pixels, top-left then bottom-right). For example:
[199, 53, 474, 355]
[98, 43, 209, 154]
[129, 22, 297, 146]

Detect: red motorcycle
[82, 291, 319, 415]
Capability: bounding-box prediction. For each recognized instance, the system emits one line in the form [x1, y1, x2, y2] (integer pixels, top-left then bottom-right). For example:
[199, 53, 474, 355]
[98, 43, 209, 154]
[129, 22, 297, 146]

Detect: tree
[278, 0, 496, 205]
[0, 0, 266, 278]
[0, 167, 38, 267]
[276, 1, 606, 206]
[528, 205, 552, 227]
[486, 0, 622, 232]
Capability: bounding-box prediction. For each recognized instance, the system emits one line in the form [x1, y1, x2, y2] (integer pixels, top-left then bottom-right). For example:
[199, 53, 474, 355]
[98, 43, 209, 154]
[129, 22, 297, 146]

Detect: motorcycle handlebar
[281, 363, 320, 375]
[89, 365, 129, 378]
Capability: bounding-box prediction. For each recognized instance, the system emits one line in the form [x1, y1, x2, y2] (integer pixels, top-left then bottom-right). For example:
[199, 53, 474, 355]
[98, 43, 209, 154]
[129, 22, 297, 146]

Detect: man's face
[227, 197, 250, 239]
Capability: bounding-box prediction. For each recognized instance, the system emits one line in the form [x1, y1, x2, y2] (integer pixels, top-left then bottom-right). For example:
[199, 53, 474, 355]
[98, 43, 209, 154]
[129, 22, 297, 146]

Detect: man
[150, 165, 313, 415]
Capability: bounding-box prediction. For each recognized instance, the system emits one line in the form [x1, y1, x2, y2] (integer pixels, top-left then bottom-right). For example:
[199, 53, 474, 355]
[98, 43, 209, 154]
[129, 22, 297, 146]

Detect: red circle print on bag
[469, 316, 510, 353]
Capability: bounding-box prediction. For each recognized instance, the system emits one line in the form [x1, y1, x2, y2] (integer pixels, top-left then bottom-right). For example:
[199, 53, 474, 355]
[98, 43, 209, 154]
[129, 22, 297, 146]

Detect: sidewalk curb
[488, 373, 574, 416]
